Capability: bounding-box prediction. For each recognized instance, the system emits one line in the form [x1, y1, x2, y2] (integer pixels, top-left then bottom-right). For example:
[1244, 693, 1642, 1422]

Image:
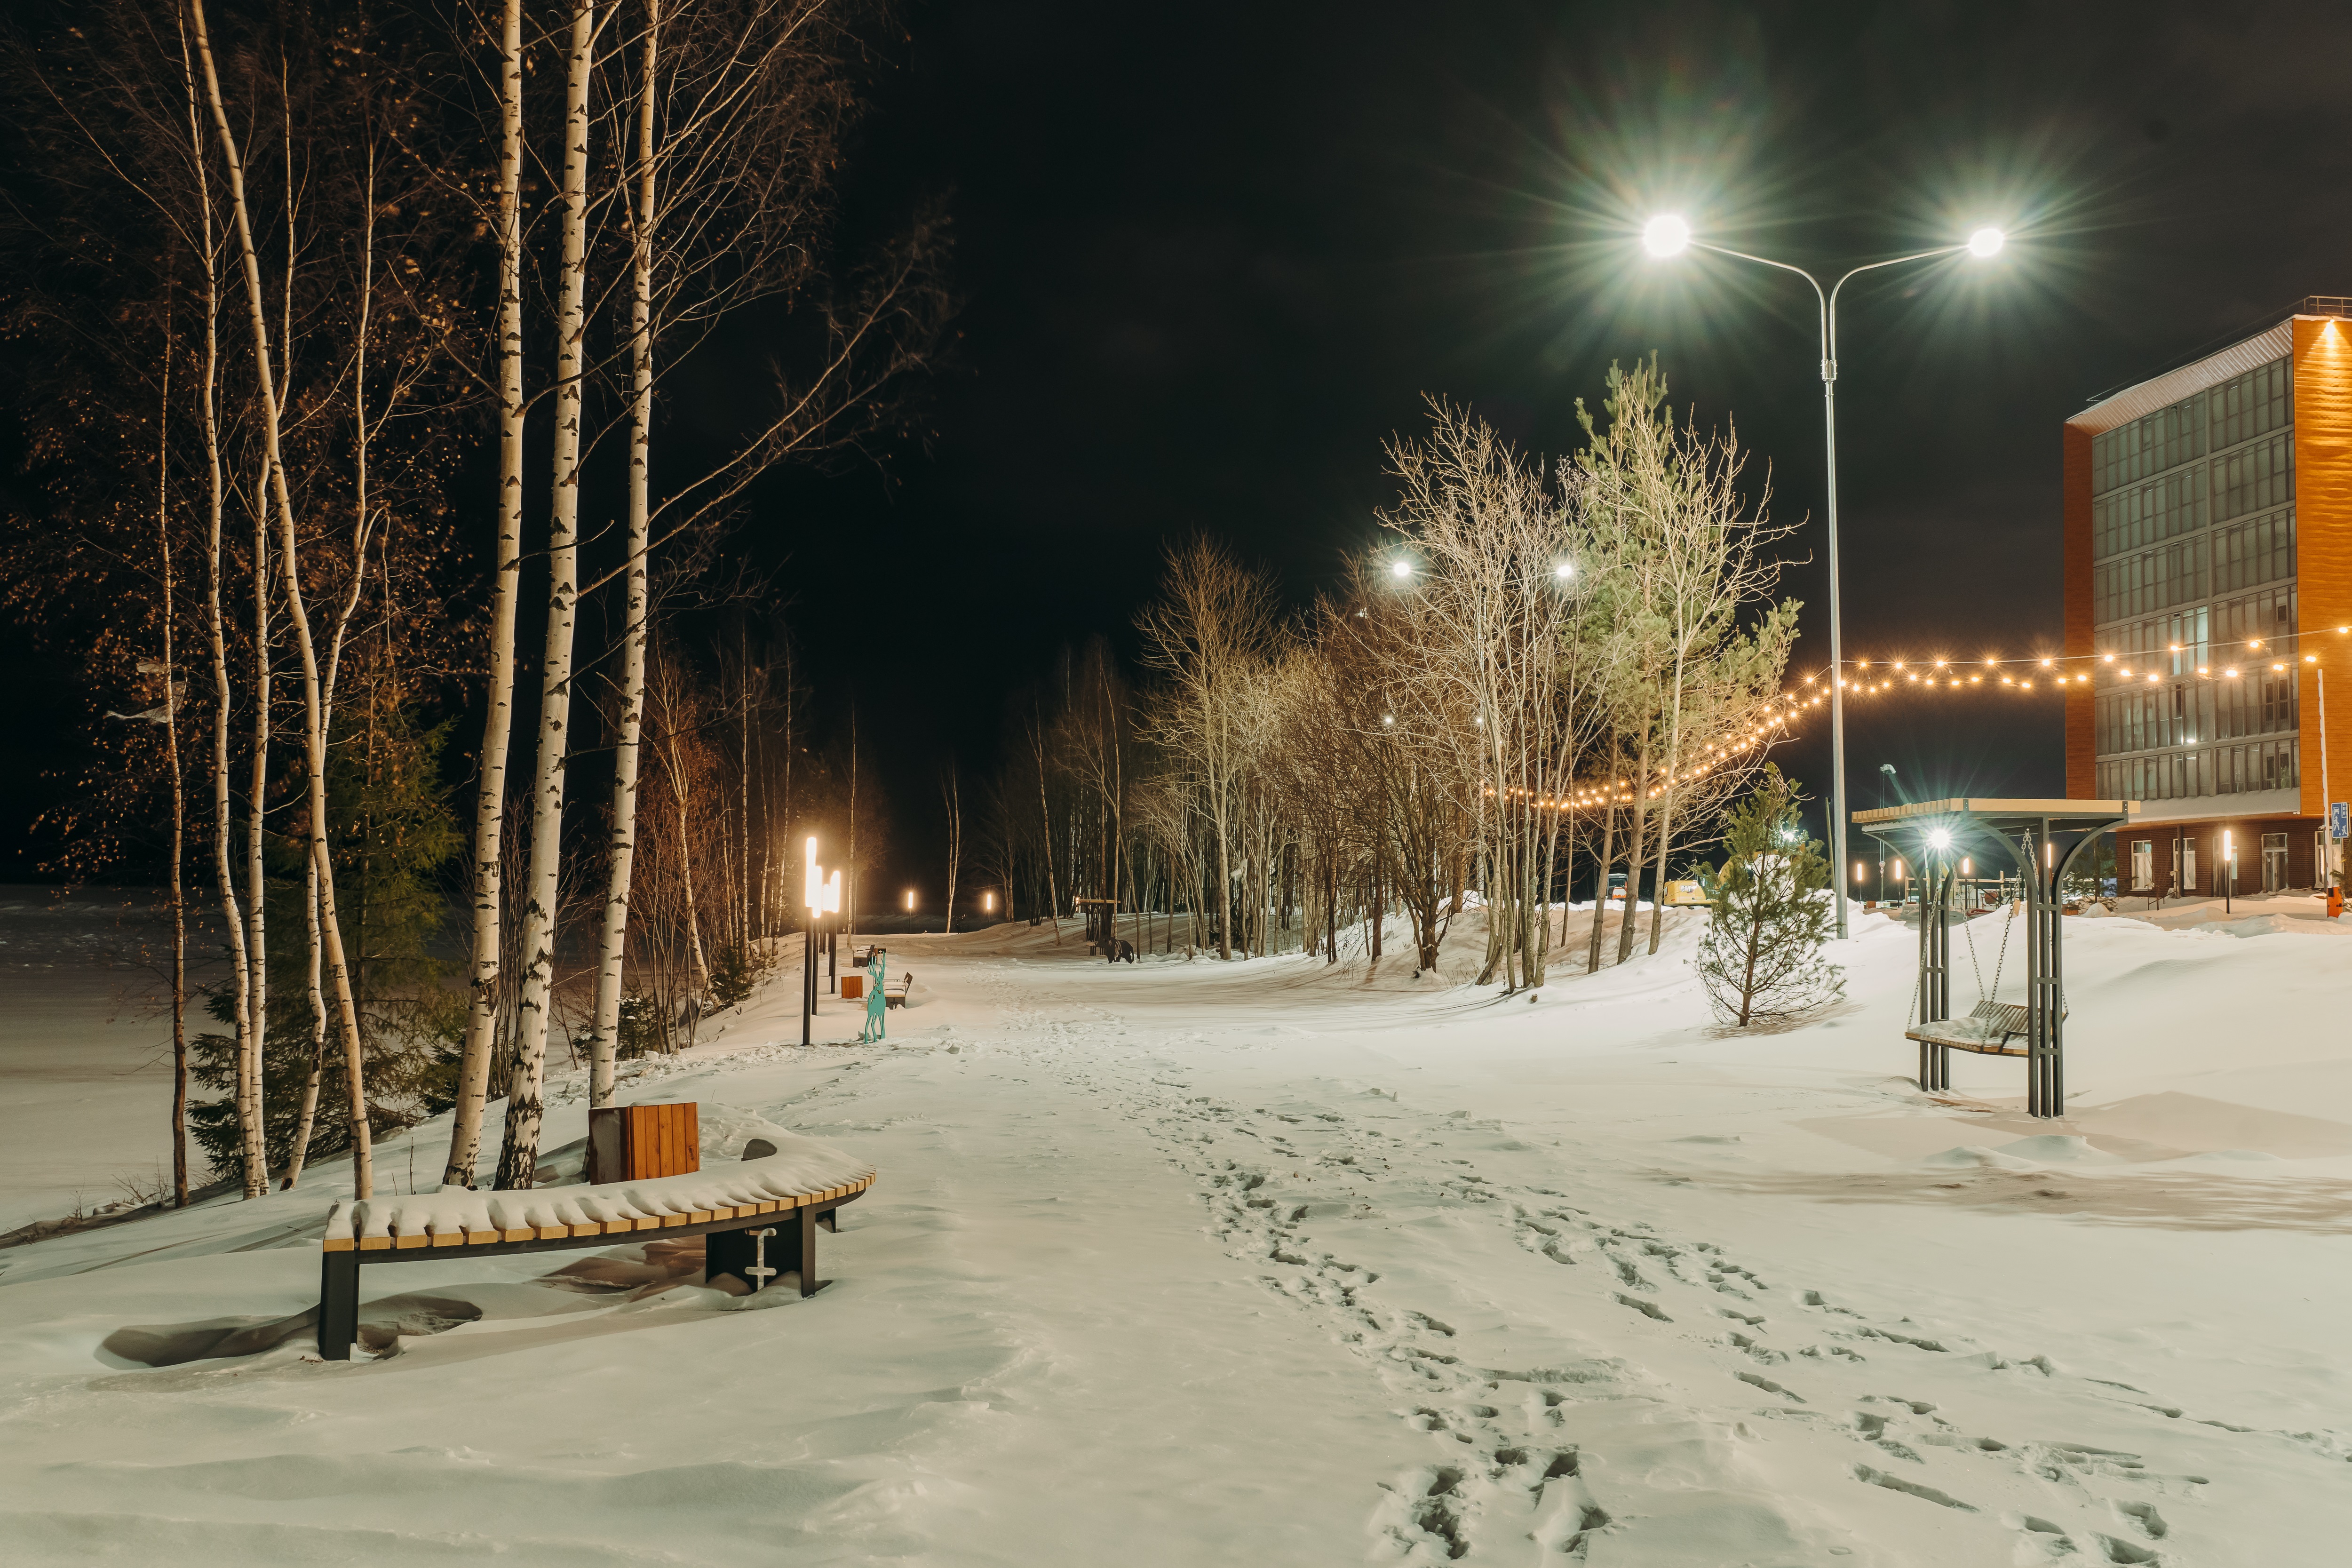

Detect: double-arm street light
[1640, 215, 2005, 939]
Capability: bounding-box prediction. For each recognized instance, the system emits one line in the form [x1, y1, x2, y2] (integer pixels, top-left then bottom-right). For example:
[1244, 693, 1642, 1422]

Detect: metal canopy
[1851, 798, 2137, 830]
[1851, 798, 2137, 1118]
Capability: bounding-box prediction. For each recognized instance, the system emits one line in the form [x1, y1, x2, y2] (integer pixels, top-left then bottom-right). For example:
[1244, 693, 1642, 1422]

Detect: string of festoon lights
[1473, 623, 2352, 814]
[1482, 687, 1821, 811]
[1809, 622, 2352, 697]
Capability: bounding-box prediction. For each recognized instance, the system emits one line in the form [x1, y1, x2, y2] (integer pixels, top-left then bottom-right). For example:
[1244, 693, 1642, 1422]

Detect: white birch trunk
[242, 481, 271, 1195]
[443, 0, 529, 1189]
[588, 0, 659, 1110]
[496, 0, 597, 1190]
[182, 15, 255, 1199]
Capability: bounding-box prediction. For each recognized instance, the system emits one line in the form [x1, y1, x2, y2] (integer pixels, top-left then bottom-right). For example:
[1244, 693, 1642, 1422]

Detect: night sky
[13, 0, 2352, 895]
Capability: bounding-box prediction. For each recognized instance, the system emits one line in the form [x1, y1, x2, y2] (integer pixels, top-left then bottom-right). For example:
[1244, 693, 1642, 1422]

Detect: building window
[2213, 507, 2295, 594]
[2217, 429, 2295, 521]
[2130, 840, 2153, 890]
[2093, 534, 2209, 622]
[2092, 388, 2211, 497]
[2092, 462, 2210, 561]
[2209, 356, 2290, 453]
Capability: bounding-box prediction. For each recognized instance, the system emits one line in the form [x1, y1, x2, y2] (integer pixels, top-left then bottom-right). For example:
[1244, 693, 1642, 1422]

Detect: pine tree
[1693, 766, 1843, 1027]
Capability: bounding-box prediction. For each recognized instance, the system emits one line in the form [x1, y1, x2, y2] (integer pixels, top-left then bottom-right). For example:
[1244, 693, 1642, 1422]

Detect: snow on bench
[884, 971, 913, 1009]
[322, 1141, 876, 1252]
[314, 1137, 878, 1360]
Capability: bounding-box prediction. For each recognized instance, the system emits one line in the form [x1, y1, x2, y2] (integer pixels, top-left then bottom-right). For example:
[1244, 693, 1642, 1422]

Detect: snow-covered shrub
[1692, 766, 1843, 1027]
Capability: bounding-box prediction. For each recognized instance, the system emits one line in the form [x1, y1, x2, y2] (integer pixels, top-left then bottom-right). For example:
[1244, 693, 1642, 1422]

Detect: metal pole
[801, 921, 813, 1047]
[1683, 241, 1962, 941]
[1822, 304, 1848, 940]
[2320, 667, 2334, 888]
[2025, 830, 2043, 1117]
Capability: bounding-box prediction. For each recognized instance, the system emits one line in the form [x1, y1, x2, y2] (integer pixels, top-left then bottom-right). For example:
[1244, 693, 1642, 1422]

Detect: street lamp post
[1641, 216, 2004, 939]
[802, 836, 841, 1047]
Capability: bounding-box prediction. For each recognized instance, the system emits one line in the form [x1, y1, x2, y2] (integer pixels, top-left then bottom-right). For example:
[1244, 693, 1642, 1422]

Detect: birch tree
[576, 0, 951, 1112]
[441, 0, 529, 1190]
[1574, 359, 1800, 957]
[493, 0, 600, 1192]
[1137, 538, 1281, 961]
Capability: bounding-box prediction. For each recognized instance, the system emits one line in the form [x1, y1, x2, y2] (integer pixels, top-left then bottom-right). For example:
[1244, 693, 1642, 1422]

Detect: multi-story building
[2064, 298, 2352, 896]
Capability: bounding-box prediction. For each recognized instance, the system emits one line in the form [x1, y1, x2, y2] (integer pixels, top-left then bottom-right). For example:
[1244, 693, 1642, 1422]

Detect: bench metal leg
[705, 1225, 759, 1290]
[704, 1204, 843, 1294]
[790, 1213, 818, 1297]
[318, 1250, 360, 1361]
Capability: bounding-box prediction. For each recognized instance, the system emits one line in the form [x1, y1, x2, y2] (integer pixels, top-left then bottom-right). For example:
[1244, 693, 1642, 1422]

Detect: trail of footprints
[965, 975, 2334, 1565]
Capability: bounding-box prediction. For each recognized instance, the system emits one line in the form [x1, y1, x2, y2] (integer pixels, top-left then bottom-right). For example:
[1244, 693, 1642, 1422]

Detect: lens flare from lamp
[1391, 559, 1412, 580]
[1642, 214, 1691, 257]
[1968, 227, 2005, 257]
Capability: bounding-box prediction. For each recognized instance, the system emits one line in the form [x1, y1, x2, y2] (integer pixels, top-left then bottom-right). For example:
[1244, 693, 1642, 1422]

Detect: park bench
[315, 1147, 876, 1361]
[883, 971, 914, 1008]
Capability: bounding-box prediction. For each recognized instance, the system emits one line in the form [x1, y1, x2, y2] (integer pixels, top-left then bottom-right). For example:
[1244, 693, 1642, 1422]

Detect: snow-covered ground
[1, 902, 2348, 1565]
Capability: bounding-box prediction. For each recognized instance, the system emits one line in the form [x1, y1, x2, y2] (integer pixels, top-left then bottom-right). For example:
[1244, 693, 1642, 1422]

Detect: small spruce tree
[707, 944, 758, 1009]
[1694, 766, 1844, 1027]
[190, 688, 463, 1177]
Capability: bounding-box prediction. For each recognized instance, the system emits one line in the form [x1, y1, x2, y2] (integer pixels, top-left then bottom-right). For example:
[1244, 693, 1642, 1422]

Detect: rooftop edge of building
[2072, 296, 2352, 436]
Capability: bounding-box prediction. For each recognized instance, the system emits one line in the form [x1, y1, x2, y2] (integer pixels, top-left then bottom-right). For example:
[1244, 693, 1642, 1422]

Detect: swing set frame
[1853, 797, 2137, 1118]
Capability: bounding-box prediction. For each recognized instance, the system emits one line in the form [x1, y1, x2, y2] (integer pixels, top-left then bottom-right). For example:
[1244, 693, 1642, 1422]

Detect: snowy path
[0, 915, 2348, 1564]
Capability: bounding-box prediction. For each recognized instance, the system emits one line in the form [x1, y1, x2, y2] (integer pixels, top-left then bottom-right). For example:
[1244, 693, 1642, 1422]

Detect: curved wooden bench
[316, 1153, 876, 1360]
[883, 971, 913, 1008]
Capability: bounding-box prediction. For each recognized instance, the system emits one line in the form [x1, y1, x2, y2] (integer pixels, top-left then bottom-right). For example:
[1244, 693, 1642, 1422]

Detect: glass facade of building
[2090, 356, 2299, 802]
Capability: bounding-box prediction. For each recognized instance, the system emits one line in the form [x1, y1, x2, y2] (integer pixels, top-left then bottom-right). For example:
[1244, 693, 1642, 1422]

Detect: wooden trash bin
[842, 972, 867, 1000]
[587, 1102, 700, 1185]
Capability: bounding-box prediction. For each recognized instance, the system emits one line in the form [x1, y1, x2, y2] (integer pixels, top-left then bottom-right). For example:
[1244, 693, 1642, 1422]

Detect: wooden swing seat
[1904, 999, 2065, 1058]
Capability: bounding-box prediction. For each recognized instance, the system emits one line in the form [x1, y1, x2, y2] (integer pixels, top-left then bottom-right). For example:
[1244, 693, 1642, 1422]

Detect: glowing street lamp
[1640, 215, 2007, 942]
[802, 836, 841, 1047]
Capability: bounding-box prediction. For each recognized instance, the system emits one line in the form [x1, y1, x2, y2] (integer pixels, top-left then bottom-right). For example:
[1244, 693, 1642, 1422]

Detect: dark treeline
[0, 0, 946, 1202]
